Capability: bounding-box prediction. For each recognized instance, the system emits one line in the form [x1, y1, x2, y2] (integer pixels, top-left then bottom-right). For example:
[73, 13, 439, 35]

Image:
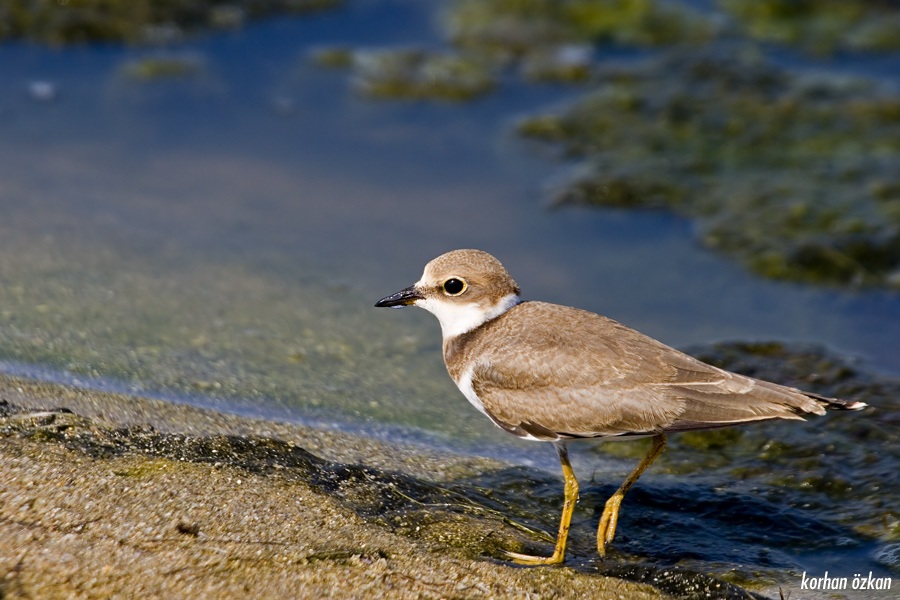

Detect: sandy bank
[0, 375, 759, 599]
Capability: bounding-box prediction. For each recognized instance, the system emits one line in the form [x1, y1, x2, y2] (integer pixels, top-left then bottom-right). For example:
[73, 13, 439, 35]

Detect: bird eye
[442, 278, 467, 296]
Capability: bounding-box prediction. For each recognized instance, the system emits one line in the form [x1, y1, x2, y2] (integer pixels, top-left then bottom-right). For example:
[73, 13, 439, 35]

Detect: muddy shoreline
[0, 375, 765, 599]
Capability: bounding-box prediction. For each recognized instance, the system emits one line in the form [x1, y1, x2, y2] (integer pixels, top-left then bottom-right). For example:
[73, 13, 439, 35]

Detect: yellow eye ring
[442, 278, 467, 296]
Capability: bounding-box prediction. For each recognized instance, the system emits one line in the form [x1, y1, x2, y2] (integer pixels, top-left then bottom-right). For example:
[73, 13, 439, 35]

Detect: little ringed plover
[375, 249, 867, 565]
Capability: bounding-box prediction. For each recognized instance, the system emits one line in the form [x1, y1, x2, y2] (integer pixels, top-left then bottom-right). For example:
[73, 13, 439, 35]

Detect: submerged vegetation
[722, 0, 900, 54]
[519, 50, 900, 286]
[312, 47, 495, 101]
[0, 0, 341, 44]
[314, 0, 715, 100]
[121, 54, 204, 79]
[315, 0, 900, 287]
[444, 0, 716, 55]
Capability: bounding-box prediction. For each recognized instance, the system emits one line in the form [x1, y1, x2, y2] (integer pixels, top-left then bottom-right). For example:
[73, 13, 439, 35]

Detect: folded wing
[463, 302, 864, 440]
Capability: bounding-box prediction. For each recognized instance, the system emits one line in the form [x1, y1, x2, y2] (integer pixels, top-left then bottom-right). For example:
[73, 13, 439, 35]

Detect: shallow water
[1, 0, 898, 596]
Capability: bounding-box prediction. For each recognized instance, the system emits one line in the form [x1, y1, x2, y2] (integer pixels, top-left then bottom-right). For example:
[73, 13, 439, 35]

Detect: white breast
[454, 363, 545, 442]
[456, 364, 489, 418]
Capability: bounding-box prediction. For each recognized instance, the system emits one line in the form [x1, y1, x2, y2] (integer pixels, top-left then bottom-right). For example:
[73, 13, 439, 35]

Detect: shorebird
[375, 249, 867, 565]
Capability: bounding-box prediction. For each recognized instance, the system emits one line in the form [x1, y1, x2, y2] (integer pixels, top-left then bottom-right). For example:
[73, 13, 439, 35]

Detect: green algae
[313, 43, 591, 99]
[122, 55, 204, 79]
[320, 48, 496, 102]
[445, 0, 715, 57]
[0, 0, 342, 45]
[304, 2, 900, 288]
[312, 0, 714, 101]
[519, 43, 596, 84]
[310, 46, 354, 69]
[519, 49, 900, 287]
[722, 0, 900, 54]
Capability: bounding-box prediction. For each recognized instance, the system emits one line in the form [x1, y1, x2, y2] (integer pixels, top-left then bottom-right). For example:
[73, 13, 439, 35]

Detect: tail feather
[664, 374, 868, 434]
[802, 390, 868, 411]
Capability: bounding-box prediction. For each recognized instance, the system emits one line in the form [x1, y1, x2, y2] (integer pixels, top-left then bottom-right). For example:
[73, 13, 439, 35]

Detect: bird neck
[444, 292, 520, 339]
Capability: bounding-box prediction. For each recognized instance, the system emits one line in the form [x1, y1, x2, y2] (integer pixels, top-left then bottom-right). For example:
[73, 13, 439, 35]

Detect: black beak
[375, 285, 423, 309]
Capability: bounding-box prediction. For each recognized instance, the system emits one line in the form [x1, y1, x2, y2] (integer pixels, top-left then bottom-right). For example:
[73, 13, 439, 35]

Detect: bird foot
[596, 494, 623, 557]
[504, 549, 565, 566]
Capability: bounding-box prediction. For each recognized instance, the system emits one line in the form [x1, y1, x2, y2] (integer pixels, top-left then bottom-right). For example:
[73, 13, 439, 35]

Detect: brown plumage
[376, 249, 867, 564]
[445, 300, 856, 440]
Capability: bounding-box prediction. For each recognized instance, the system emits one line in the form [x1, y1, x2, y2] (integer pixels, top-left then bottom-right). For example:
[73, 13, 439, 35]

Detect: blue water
[1, 1, 898, 596]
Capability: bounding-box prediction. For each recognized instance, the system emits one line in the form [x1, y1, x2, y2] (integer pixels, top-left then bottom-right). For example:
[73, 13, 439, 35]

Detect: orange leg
[597, 433, 667, 557]
[507, 443, 578, 565]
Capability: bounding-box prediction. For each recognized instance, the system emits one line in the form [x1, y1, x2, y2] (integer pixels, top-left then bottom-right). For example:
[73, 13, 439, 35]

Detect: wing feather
[450, 301, 834, 439]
